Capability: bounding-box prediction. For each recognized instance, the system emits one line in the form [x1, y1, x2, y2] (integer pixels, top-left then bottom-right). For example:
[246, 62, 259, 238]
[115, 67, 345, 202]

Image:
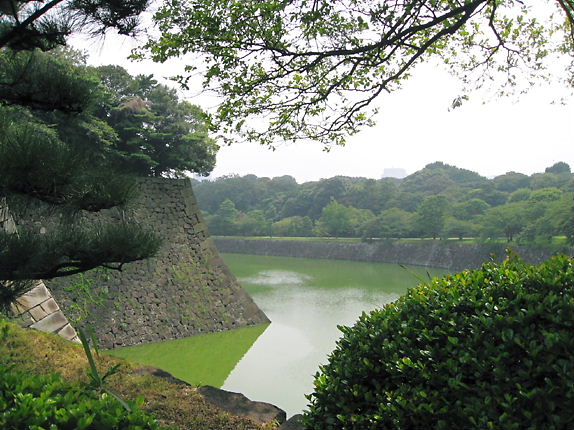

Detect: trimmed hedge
[303, 254, 574, 429]
[0, 365, 165, 430]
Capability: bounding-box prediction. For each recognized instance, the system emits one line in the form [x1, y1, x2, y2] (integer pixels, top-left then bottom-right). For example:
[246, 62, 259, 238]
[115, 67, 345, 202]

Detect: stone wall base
[11, 282, 79, 343]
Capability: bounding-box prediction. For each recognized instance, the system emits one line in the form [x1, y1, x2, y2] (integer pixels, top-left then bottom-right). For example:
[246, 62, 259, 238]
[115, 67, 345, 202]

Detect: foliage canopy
[93, 65, 218, 177]
[195, 162, 573, 244]
[0, 0, 149, 51]
[140, 0, 574, 146]
[0, 2, 160, 303]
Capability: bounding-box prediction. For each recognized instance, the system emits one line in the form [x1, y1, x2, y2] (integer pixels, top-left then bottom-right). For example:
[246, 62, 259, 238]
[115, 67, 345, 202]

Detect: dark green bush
[303, 254, 574, 430]
[0, 365, 164, 430]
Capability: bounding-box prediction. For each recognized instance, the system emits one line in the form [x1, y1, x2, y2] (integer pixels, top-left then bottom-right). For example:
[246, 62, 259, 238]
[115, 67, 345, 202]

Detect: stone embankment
[2, 198, 78, 343]
[11, 179, 269, 349]
[214, 237, 572, 271]
[10, 282, 79, 343]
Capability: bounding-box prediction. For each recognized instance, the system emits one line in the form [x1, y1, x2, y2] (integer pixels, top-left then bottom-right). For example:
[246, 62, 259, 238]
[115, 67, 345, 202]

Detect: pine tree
[0, 0, 159, 311]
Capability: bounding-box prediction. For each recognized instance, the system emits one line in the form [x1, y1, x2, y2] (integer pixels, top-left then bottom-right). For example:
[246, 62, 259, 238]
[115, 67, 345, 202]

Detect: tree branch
[0, 0, 66, 49]
[557, 0, 574, 43]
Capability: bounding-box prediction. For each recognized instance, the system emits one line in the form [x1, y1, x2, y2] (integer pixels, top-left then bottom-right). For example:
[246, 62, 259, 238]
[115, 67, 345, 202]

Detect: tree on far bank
[235, 210, 271, 236]
[451, 198, 491, 221]
[530, 172, 573, 191]
[543, 195, 574, 244]
[340, 179, 397, 214]
[206, 199, 240, 236]
[317, 200, 354, 238]
[466, 184, 508, 207]
[400, 162, 488, 196]
[271, 216, 314, 237]
[362, 208, 414, 240]
[479, 202, 527, 243]
[546, 162, 571, 174]
[414, 195, 450, 239]
[508, 188, 532, 203]
[492, 172, 531, 192]
[443, 217, 478, 241]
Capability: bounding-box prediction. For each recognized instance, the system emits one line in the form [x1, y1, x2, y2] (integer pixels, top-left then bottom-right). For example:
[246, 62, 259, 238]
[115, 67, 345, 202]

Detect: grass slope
[0, 320, 274, 430]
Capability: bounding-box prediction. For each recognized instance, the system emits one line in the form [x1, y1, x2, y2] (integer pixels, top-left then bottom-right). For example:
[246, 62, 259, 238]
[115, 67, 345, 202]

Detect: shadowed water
[221, 253, 448, 416]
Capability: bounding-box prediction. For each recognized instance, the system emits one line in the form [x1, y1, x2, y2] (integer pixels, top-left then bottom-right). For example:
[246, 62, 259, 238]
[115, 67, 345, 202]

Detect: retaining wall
[213, 237, 571, 271]
[13, 179, 269, 349]
[2, 198, 79, 342]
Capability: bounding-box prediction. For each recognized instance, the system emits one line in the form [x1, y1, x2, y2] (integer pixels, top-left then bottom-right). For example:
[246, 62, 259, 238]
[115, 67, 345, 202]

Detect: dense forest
[193, 161, 573, 246]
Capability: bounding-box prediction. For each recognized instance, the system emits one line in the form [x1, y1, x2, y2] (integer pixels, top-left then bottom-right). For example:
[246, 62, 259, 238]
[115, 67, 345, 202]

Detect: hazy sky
[71, 25, 574, 184]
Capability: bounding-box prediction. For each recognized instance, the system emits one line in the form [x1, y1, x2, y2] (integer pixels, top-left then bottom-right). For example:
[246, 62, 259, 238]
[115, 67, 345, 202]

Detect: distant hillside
[191, 161, 573, 246]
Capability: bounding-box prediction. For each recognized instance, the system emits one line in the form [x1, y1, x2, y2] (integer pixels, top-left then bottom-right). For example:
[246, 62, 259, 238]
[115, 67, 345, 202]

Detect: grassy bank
[0, 320, 275, 430]
[214, 235, 570, 248]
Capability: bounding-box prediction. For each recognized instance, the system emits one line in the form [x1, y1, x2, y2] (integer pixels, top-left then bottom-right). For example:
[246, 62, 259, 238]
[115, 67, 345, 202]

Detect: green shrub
[303, 254, 574, 430]
[0, 365, 165, 430]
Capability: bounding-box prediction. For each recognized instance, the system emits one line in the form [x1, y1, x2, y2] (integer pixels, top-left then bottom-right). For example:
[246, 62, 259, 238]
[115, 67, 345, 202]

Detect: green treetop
[414, 195, 450, 239]
[94, 65, 219, 177]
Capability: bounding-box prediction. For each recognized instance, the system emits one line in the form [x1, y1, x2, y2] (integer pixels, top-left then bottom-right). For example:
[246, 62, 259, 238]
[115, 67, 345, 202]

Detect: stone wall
[10, 282, 79, 343]
[214, 237, 572, 271]
[2, 198, 79, 342]
[13, 179, 269, 349]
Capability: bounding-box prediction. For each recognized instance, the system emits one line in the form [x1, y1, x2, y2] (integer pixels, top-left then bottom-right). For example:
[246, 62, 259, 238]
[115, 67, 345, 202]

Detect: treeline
[193, 161, 573, 245]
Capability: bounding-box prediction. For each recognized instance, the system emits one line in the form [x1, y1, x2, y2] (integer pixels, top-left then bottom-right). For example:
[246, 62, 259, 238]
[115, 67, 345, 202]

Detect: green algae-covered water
[109, 254, 448, 417]
[107, 323, 268, 387]
[221, 254, 448, 416]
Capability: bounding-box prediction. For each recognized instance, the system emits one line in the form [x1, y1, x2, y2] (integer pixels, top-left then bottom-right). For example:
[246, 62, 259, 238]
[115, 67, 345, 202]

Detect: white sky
[71, 24, 574, 184]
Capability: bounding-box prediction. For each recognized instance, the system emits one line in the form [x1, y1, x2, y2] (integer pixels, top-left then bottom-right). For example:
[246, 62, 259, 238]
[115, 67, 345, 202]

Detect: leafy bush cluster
[303, 254, 574, 429]
[0, 364, 164, 430]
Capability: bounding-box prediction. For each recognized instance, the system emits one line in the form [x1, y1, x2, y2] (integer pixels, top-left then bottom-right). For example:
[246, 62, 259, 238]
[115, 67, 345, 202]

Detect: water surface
[220, 253, 448, 416]
[107, 323, 267, 387]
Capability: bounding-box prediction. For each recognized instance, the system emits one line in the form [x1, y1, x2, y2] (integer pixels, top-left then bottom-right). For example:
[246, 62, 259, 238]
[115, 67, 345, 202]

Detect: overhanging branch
[0, 0, 67, 49]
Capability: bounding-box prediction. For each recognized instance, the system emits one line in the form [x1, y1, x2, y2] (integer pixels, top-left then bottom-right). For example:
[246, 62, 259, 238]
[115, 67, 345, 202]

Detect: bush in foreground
[303, 254, 574, 429]
[0, 365, 164, 430]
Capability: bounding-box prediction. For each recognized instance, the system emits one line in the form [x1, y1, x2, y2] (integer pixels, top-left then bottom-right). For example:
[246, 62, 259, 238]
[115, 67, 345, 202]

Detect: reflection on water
[221, 254, 448, 417]
[107, 254, 447, 418]
[241, 270, 312, 286]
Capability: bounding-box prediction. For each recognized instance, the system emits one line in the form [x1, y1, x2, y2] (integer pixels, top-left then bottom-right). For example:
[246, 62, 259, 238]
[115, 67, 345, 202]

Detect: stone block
[30, 311, 68, 333]
[198, 385, 286, 425]
[41, 298, 60, 313]
[279, 414, 305, 430]
[16, 283, 50, 310]
[14, 314, 35, 328]
[57, 324, 78, 341]
[10, 302, 25, 315]
[29, 305, 48, 321]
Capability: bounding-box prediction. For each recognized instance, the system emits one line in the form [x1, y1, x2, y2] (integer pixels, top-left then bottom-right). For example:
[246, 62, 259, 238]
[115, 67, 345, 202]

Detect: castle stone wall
[14, 179, 269, 349]
[214, 237, 572, 271]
